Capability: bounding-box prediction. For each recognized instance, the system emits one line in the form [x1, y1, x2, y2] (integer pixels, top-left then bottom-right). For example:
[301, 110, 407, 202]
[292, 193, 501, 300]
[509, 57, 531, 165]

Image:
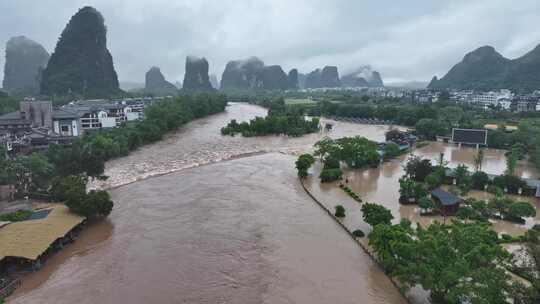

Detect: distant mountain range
[2, 5, 387, 97]
[429, 44, 540, 92]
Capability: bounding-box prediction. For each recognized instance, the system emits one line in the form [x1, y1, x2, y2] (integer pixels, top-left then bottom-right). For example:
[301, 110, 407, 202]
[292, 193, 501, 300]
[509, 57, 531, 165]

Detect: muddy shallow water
[8, 102, 538, 303]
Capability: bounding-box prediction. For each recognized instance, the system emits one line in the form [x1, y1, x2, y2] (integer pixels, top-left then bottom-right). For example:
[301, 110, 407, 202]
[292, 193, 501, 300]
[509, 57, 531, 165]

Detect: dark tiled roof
[431, 188, 460, 206]
[0, 111, 22, 120]
[52, 108, 79, 119]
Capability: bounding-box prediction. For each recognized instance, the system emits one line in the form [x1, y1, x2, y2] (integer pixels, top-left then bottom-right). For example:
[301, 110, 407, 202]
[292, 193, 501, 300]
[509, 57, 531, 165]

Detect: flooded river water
[9, 103, 407, 304]
[9, 103, 539, 303]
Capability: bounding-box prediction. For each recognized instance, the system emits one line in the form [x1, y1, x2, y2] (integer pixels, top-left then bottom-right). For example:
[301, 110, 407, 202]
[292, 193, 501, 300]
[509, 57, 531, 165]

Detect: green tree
[49, 175, 88, 202]
[506, 150, 519, 176]
[415, 118, 447, 140]
[319, 168, 343, 183]
[488, 197, 513, 218]
[440, 106, 464, 126]
[471, 171, 489, 190]
[506, 202, 536, 223]
[425, 171, 443, 190]
[66, 190, 114, 218]
[295, 154, 315, 178]
[418, 197, 435, 214]
[404, 155, 433, 182]
[370, 221, 512, 303]
[361, 203, 394, 227]
[474, 149, 485, 172]
[335, 205, 346, 218]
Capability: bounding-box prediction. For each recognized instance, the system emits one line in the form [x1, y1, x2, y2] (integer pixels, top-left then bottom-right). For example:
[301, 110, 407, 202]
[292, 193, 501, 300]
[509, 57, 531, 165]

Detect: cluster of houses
[413, 89, 540, 112]
[0, 97, 166, 156]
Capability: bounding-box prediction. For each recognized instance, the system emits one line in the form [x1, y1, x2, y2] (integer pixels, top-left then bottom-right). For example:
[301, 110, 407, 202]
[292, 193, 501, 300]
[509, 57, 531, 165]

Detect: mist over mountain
[429, 44, 540, 92]
[2, 36, 49, 95]
[40, 6, 120, 97]
[220, 57, 290, 91]
[209, 74, 219, 89]
[120, 81, 144, 92]
[145, 67, 178, 96]
[182, 56, 214, 92]
[341, 66, 384, 88]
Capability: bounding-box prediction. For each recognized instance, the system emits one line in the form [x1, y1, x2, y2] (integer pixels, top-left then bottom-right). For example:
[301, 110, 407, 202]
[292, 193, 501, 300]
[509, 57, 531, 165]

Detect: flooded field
[9, 102, 539, 303]
[304, 142, 540, 236]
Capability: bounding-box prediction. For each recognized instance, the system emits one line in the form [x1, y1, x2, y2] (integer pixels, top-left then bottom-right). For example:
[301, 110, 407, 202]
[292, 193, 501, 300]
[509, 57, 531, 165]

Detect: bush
[323, 156, 340, 170]
[425, 172, 443, 190]
[49, 175, 88, 202]
[66, 190, 114, 218]
[296, 154, 315, 178]
[335, 205, 346, 218]
[383, 143, 401, 158]
[361, 203, 393, 227]
[0, 210, 32, 222]
[492, 174, 526, 194]
[418, 197, 435, 214]
[319, 168, 343, 183]
[501, 234, 513, 242]
[506, 201, 536, 223]
[487, 185, 504, 197]
[352, 229, 365, 237]
[471, 171, 489, 190]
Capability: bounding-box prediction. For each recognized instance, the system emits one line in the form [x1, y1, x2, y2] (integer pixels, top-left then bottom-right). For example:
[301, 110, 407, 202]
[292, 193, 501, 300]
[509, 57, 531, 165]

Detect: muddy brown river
[8, 103, 538, 303]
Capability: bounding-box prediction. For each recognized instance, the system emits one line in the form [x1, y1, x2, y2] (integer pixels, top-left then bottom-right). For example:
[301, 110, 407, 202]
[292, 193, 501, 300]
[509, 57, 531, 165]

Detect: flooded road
[10, 103, 407, 304]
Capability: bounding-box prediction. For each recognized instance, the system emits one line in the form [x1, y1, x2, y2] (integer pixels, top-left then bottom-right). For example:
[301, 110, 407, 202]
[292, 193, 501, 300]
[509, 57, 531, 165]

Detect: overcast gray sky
[1, 0, 539, 85]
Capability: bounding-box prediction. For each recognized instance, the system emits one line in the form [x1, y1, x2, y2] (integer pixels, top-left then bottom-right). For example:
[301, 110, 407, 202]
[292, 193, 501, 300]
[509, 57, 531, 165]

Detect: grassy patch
[415, 141, 430, 149]
[0, 210, 32, 222]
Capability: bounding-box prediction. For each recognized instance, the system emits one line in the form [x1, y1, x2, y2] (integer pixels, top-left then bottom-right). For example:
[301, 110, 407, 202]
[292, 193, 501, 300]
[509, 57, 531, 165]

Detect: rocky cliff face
[40, 6, 120, 97]
[305, 66, 341, 88]
[182, 56, 214, 91]
[220, 57, 288, 91]
[370, 71, 384, 87]
[428, 45, 540, 92]
[3, 36, 49, 95]
[321, 66, 340, 87]
[287, 69, 299, 90]
[145, 67, 178, 96]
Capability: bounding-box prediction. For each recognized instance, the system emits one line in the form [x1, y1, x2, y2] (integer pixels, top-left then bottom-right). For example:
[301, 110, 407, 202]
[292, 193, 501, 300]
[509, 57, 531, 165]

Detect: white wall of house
[126, 112, 140, 121]
[99, 117, 117, 128]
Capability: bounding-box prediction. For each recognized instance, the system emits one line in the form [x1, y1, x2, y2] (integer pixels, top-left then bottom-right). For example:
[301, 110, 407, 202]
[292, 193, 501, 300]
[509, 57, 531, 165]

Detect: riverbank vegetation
[339, 184, 362, 202]
[0, 93, 227, 218]
[221, 98, 319, 137]
[0, 210, 32, 222]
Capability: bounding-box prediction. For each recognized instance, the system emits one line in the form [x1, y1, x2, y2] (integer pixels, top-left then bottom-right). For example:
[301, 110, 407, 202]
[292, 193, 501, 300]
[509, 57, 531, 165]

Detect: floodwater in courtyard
[304, 142, 540, 237]
[8, 102, 539, 303]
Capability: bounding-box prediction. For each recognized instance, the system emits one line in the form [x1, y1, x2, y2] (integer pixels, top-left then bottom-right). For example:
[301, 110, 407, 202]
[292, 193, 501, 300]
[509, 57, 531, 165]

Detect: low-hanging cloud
[0, 0, 539, 86]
